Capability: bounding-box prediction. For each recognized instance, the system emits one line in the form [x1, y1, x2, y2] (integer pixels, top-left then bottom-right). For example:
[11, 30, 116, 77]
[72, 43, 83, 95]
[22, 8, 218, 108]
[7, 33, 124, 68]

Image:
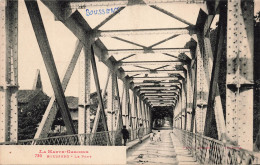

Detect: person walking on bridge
[137, 124, 144, 143]
[121, 126, 129, 146]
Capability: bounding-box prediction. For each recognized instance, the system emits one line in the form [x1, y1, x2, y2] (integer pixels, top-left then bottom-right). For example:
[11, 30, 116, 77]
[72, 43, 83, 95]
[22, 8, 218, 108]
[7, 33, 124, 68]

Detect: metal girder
[0, 0, 18, 143]
[107, 71, 116, 131]
[192, 34, 208, 134]
[107, 48, 190, 55]
[25, 0, 76, 134]
[206, 0, 220, 15]
[90, 46, 111, 144]
[144, 93, 177, 96]
[149, 100, 176, 103]
[93, 40, 127, 81]
[144, 96, 177, 98]
[147, 98, 176, 101]
[114, 74, 123, 132]
[69, 0, 204, 9]
[132, 90, 139, 129]
[130, 77, 179, 81]
[148, 34, 181, 48]
[116, 61, 184, 67]
[152, 104, 173, 107]
[138, 87, 177, 90]
[185, 64, 193, 131]
[41, 0, 92, 43]
[78, 44, 91, 136]
[181, 80, 187, 130]
[97, 28, 191, 37]
[132, 90, 139, 128]
[91, 70, 110, 134]
[204, 6, 226, 140]
[226, 0, 254, 151]
[140, 90, 178, 94]
[143, 103, 148, 128]
[162, 52, 192, 60]
[112, 37, 146, 48]
[93, 7, 125, 30]
[124, 70, 184, 74]
[117, 54, 136, 61]
[122, 80, 130, 128]
[137, 95, 143, 125]
[126, 72, 184, 78]
[151, 101, 176, 105]
[190, 61, 197, 133]
[150, 5, 194, 26]
[203, 14, 215, 37]
[133, 82, 180, 86]
[35, 40, 83, 139]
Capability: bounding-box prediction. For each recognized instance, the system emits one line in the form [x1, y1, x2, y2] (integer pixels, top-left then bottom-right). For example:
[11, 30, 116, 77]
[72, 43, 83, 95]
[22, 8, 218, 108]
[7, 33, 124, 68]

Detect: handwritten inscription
[86, 7, 120, 16]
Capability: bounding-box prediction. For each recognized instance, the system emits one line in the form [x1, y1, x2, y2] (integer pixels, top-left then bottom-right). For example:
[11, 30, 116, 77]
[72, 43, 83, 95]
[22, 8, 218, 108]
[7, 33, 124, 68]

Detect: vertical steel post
[0, 0, 18, 143]
[182, 80, 187, 130]
[78, 44, 91, 135]
[107, 72, 116, 131]
[190, 60, 197, 133]
[193, 34, 208, 134]
[226, 0, 254, 150]
[115, 75, 123, 131]
[186, 65, 193, 131]
[133, 90, 139, 129]
[123, 81, 130, 128]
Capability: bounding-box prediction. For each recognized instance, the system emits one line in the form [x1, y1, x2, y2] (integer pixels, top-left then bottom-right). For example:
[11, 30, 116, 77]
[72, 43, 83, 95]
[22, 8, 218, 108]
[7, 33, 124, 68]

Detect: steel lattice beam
[0, 0, 18, 143]
[226, 0, 254, 151]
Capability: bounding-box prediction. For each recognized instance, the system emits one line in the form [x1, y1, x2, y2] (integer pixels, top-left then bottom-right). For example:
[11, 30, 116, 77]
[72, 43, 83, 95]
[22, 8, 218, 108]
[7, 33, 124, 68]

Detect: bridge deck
[127, 128, 198, 164]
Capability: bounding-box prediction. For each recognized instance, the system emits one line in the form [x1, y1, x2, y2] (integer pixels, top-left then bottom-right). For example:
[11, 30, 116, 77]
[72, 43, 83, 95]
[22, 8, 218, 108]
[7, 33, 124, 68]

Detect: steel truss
[0, 0, 258, 158]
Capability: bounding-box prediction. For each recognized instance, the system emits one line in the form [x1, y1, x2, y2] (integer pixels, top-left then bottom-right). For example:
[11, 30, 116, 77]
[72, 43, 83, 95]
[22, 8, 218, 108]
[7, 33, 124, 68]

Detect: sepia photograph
[0, 0, 260, 164]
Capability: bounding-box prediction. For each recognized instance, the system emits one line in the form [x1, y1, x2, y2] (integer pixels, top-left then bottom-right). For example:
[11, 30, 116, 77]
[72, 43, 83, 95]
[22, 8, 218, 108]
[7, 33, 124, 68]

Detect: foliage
[18, 91, 50, 140]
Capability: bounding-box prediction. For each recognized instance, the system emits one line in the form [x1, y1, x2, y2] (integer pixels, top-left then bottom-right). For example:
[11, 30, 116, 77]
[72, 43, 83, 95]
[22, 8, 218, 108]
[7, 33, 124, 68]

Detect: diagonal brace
[25, 0, 76, 134]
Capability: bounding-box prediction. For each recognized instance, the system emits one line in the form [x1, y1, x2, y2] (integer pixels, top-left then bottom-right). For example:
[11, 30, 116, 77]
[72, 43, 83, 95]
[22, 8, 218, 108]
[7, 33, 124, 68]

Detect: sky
[18, 0, 260, 97]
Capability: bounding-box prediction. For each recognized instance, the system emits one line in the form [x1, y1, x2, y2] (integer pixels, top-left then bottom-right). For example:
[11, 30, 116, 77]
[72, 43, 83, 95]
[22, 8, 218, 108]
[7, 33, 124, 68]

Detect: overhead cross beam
[124, 70, 184, 74]
[107, 48, 190, 55]
[116, 61, 184, 67]
[97, 27, 192, 37]
[69, 0, 205, 9]
[138, 86, 177, 90]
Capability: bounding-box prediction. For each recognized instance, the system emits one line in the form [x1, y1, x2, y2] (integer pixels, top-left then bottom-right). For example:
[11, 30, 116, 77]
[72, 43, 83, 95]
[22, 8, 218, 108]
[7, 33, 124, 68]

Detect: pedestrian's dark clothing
[121, 128, 129, 146]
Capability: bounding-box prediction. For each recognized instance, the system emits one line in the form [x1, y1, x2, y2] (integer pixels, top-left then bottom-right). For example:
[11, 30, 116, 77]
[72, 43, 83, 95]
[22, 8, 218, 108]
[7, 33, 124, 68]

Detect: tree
[18, 91, 50, 140]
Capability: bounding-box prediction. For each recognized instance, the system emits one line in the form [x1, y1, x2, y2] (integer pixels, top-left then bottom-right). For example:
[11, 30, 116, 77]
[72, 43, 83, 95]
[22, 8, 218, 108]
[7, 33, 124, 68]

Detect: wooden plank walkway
[126, 129, 198, 164]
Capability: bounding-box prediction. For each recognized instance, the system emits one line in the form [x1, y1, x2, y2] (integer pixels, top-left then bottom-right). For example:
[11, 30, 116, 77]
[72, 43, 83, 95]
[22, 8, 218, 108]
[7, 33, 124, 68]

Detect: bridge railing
[0, 127, 150, 145]
[173, 128, 259, 164]
[0, 130, 121, 146]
